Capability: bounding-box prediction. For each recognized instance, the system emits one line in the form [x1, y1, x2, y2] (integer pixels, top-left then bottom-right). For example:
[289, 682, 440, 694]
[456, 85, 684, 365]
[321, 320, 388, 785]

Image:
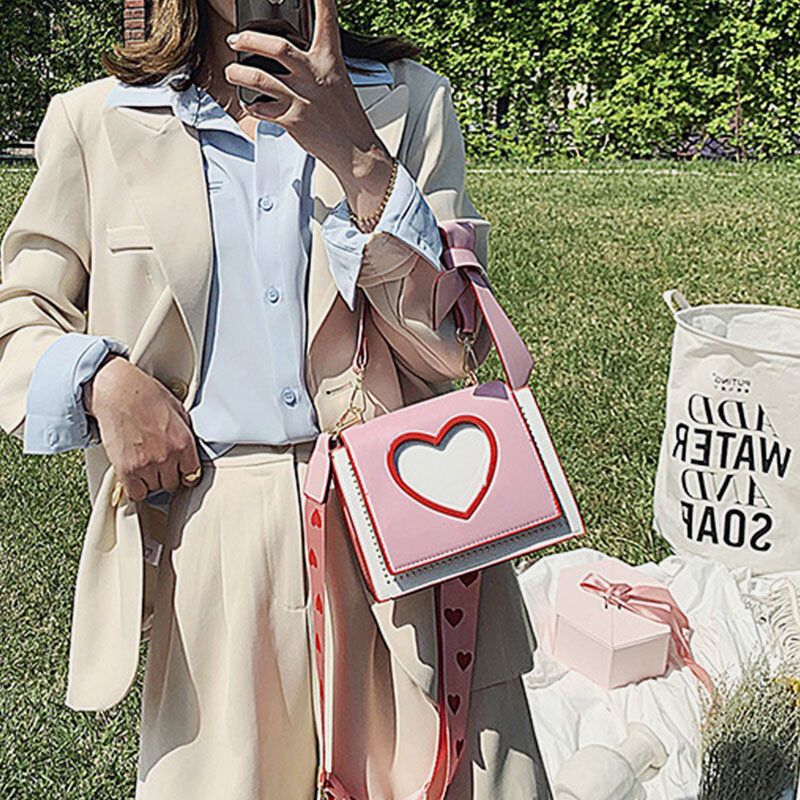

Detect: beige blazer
[0, 59, 538, 712]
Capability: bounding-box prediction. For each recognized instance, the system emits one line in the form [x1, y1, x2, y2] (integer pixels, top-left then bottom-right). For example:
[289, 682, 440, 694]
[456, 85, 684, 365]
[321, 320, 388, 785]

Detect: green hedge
[343, 0, 800, 160]
[4, 1, 800, 159]
[1, 2, 121, 150]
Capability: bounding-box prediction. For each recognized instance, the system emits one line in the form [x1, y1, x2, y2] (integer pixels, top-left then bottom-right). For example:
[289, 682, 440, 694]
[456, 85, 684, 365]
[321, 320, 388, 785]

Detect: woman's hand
[84, 357, 202, 503]
[223, 0, 395, 224]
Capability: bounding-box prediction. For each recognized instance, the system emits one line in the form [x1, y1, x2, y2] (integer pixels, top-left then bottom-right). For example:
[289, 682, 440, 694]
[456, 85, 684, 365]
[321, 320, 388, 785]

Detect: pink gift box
[550, 558, 671, 690]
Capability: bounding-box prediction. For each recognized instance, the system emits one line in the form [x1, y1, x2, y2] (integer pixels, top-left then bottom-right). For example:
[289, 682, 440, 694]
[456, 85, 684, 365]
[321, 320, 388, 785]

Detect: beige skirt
[135, 442, 552, 800]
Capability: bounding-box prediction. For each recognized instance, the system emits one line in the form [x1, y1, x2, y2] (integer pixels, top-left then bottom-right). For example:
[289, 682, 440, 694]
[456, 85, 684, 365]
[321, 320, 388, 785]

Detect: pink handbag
[302, 221, 584, 799]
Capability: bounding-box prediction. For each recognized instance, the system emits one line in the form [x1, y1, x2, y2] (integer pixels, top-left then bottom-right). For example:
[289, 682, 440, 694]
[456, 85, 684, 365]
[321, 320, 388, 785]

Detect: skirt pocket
[258, 461, 310, 611]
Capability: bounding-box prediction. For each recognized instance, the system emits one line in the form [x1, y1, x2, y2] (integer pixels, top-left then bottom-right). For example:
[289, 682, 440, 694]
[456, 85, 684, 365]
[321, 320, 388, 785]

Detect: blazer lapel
[102, 80, 410, 390]
[102, 104, 213, 396]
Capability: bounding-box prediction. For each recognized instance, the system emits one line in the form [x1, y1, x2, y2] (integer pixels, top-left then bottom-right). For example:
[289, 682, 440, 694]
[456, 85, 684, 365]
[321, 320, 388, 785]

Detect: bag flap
[337, 381, 563, 575]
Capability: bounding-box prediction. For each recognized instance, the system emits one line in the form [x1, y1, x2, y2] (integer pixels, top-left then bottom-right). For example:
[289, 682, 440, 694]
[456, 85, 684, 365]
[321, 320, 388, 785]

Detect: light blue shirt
[22, 58, 443, 513]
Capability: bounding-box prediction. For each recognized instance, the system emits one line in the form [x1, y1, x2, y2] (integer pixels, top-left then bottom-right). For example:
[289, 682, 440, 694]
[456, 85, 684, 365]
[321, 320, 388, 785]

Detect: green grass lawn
[2, 160, 800, 797]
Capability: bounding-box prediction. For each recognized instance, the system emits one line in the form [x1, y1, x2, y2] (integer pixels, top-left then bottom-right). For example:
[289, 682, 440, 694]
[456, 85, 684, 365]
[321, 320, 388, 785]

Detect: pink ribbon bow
[579, 572, 716, 697]
[431, 221, 484, 334]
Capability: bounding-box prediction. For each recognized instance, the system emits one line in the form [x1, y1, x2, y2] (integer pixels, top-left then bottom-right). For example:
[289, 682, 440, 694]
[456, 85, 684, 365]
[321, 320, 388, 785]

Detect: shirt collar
[104, 56, 394, 132]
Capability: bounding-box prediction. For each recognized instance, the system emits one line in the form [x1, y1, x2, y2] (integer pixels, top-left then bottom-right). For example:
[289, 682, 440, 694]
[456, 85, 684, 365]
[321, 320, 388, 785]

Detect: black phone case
[235, 0, 315, 105]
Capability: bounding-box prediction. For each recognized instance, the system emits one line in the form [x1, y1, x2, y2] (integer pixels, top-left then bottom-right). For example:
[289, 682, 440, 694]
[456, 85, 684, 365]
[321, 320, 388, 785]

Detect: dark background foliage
[3, 1, 800, 158]
[1, 1, 122, 148]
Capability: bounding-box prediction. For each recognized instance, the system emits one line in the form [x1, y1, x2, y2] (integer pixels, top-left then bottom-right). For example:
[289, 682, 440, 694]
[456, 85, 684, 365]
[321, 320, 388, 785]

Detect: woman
[0, 0, 553, 797]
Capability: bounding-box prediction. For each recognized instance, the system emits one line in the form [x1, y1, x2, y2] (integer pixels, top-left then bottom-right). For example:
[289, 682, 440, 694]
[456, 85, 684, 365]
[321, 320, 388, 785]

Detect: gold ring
[111, 480, 125, 507]
[182, 466, 202, 483]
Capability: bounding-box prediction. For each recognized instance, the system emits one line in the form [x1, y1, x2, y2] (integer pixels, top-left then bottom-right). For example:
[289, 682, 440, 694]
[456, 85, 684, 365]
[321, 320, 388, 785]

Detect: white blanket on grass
[516, 548, 799, 800]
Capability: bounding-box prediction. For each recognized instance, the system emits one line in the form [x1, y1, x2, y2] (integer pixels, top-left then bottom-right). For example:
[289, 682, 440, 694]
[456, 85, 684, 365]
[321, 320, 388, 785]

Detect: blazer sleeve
[22, 333, 130, 454]
[0, 92, 93, 441]
[353, 75, 493, 386]
[319, 160, 444, 311]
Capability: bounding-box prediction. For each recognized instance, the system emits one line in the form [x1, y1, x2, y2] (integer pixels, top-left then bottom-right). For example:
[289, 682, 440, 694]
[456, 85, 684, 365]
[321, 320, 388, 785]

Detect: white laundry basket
[653, 290, 800, 574]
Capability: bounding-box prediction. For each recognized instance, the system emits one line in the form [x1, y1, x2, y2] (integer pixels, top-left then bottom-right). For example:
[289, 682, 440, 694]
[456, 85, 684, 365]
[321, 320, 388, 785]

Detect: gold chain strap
[330, 330, 479, 439]
[329, 291, 369, 438]
[329, 368, 367, 438]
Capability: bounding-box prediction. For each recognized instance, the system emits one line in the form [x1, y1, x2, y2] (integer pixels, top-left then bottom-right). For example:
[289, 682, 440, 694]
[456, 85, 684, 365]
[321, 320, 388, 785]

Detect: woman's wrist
[82, 353, 125, 416]
[330, 142, 396, 231]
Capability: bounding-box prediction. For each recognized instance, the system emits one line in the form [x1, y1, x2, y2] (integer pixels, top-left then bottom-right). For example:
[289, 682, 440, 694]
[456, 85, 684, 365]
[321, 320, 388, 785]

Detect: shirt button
[47, 428, 59, 447]
[265, 286, 281, 304]
[258, 195, 274, 213]
[281, 387, 298, 407]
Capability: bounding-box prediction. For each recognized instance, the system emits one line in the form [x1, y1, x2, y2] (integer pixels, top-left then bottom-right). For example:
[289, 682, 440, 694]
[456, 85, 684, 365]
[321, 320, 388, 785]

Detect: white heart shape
[393, 422, 493, 514]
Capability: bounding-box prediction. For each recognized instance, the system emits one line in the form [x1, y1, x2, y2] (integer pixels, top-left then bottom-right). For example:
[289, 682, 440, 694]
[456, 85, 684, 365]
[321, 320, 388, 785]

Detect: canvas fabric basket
[653, 290, 800, 574]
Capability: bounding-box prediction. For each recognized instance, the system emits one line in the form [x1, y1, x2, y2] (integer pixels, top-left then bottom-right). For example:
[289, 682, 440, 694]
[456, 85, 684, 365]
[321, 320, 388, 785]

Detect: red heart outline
[386, 415, 498, 520]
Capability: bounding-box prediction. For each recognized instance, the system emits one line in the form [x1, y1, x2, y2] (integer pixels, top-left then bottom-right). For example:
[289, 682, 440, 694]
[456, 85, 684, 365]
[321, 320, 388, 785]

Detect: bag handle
[663, 289, 691, 315]
[454, 266, 534, 389]
[303, 444, 482, 800]
[348, 222, 534, 392]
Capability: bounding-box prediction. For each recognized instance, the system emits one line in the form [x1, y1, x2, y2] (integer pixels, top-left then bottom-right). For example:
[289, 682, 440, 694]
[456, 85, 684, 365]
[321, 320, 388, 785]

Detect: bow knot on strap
[433, 221, 487, 334]
[431, 220, 534, 389]
[579, 571, 717, 697]
[439, 220, 482, 271]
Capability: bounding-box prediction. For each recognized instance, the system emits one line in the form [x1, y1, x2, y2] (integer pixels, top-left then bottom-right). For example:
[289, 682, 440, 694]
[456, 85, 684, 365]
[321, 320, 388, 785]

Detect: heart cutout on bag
[387, 415, 498, 519]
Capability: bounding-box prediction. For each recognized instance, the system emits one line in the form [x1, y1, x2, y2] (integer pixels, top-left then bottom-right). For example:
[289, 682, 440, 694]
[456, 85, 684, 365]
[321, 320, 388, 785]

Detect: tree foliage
[1, 1, 120, 148]
[4, 0, 800, 159]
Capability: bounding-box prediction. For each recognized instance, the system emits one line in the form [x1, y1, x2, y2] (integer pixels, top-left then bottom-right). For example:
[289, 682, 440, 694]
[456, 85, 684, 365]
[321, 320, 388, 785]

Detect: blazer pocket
[105, 224, 154, 253]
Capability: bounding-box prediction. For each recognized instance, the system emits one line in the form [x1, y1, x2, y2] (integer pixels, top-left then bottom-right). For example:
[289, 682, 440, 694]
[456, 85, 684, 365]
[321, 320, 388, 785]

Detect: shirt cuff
[23, 333, 130, 455]
[320, 160, 444, 311]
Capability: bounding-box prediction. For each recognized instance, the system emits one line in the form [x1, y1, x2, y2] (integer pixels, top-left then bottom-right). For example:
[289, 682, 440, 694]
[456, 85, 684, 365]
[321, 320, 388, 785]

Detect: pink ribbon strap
[303, 437, 482, 800]
[579, 573, 716, 696]
[434, 221, 483, 334]
[433, 221, 535, 390]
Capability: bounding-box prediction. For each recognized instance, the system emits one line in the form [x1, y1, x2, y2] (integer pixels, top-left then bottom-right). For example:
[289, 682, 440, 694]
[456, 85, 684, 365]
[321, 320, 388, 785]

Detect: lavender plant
[699, 655, 800, 800]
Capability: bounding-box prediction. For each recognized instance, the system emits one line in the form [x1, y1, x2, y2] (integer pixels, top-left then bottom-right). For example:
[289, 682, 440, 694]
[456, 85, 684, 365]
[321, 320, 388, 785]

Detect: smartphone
[235, 0, 316, 105]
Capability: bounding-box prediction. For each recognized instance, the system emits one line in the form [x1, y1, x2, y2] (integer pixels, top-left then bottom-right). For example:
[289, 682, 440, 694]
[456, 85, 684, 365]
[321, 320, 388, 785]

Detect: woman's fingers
[312, 0, 342, 54]
[119, 436, 200, 500]
[122, 474, 150, 504]
[227, 30, 308, 72]
[225, 62, 297, 109]
[96, 362, 204, 506]
[177, 442, 203, 489]
[158, 458, 182, 495]
[118, 409, 199, 500]
[138, 463, 162, 495]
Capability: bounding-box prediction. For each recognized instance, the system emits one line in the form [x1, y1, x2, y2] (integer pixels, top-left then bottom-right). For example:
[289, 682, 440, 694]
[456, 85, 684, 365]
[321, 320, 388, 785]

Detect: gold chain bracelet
[348, 158, 400, 233]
